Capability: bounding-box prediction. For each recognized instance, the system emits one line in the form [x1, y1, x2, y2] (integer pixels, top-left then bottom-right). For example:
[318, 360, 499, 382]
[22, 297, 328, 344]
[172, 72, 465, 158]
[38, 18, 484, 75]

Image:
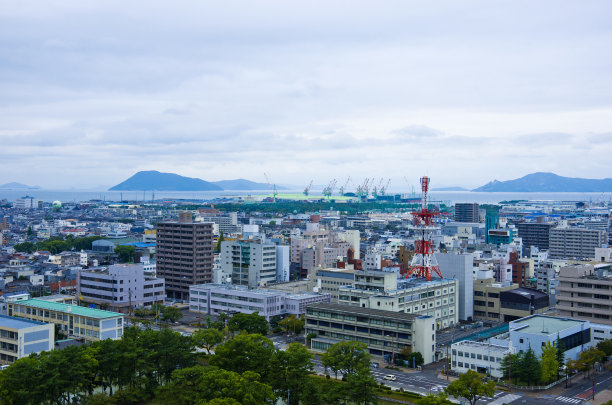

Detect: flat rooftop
[452, 340, 509, 354]
[510, 315, 587, 336]
[0, 314, 47, 329]
[14, 299, 123, 319]
[307, 302, 418, 323]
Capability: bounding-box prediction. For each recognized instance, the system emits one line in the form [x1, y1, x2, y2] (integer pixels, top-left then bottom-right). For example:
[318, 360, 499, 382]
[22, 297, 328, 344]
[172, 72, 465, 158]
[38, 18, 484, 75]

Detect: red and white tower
[407, 176, 443, 281]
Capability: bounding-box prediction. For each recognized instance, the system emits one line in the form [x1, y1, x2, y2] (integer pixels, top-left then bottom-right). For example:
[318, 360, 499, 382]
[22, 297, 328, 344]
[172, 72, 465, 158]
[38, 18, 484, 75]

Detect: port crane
[323, 179, 337, 200]
[303, 180, 313, 197]
[263, 173, 278, 202]
[339, 177, 352, 196]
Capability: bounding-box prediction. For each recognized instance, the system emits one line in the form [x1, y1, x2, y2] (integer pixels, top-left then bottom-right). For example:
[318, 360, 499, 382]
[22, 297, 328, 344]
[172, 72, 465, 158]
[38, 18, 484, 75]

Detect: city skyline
[1, 1, 611, 189]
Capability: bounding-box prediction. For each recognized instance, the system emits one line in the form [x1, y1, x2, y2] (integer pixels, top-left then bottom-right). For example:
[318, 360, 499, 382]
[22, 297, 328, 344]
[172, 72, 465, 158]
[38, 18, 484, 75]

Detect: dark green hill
[473, 172, 612, 192]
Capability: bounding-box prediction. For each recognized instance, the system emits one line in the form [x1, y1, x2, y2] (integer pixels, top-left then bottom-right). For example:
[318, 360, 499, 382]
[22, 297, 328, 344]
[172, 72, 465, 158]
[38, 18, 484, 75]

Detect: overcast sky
[1, 1, 611, 190]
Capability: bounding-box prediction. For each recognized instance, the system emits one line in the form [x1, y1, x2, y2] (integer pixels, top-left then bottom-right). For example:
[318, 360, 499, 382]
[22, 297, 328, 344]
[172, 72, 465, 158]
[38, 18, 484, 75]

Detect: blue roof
[120, 242, 156, 248]
[0, 314, 47, 329]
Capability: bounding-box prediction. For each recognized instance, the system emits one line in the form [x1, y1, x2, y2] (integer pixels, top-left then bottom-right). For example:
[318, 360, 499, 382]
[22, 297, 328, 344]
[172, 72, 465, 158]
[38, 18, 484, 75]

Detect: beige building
[473, 277, 549, 322]
[338, 271, 459, 329]
[315, 268, 357, 302]
[305, 302, 436, 364]
[557, 263, 612, 325]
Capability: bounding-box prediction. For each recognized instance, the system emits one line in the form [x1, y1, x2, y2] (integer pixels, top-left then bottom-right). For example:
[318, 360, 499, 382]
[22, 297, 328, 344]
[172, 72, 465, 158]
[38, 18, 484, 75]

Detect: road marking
[486, 393, 521, 405]
[556, 397, 581, 404]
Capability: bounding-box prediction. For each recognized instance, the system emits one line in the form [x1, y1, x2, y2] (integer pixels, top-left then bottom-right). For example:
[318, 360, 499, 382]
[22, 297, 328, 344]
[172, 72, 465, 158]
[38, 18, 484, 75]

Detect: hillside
[0, 182, 40, 189]
[473, 172, 612, 192]
[109, 171, 222, 191]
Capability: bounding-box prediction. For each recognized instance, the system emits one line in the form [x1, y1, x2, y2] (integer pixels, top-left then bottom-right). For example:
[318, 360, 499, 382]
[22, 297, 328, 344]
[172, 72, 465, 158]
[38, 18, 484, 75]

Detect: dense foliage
[14, 235, 104, 254]
[0, 327, 386, 405]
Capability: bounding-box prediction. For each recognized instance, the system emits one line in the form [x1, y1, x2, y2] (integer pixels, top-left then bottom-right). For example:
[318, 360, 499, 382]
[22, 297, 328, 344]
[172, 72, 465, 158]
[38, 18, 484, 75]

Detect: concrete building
[0, 315, 54, 365]
[156, 215, 214, 300]
[275, 245, 290, 283]
[508, 315, 591, 360]
[435, 253, 474, 321]
[338, 271, 459, 329]
[315, 268, 357, 302]
[77, 264, 166, 312]
[450, 341, 510, 378]
[473, 273, 549, 322]
[189, 283, 330, 320]
[516, 221, 555, 251]
[305, 302, 436, 364]
[454, 203, 480, 223]
[364, 250, 382, 271]
[557, 263, 612, 325]
[7, 299, 123, 342]
[199, 212, 241, 234]
[549, 227, 608, 260]
[220, 240, 277, 288]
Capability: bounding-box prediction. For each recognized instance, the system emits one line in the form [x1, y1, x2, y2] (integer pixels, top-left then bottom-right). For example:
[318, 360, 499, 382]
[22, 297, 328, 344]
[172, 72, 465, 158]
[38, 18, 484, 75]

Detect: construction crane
[323, 179, 337, 200]
[339, 177, 352, 196]
[303, 180, 313, 197]
[404, 176, 416, 197]
[263, 173, 278, 202]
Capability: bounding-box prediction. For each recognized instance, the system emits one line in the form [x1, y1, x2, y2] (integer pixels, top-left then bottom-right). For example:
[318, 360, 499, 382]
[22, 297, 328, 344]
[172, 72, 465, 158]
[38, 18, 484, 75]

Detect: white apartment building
[189, 283, 331, 320]
[77, 264, 166, 312]
[451, 340, 511, 378]
[221, 240, 277, 288]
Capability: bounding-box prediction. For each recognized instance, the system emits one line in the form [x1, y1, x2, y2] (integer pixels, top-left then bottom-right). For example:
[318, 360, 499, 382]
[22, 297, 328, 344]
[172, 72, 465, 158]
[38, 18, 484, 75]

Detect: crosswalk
[487, 393, 521, 405]
[556, 396, 582, 404]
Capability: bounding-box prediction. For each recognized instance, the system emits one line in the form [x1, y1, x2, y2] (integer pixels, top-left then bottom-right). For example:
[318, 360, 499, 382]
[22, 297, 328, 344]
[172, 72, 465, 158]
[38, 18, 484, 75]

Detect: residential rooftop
[13, 299, 123, 319]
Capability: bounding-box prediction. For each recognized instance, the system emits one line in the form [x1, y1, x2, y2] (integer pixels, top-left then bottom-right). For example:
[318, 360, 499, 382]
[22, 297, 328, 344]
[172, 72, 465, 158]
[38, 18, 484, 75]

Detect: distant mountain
[212, 179, 284, 190]
[431, 186, 469, 191]
[0, 182, 40, 190]
[109, 171, 222, 191]
[473, 172, 612, 192]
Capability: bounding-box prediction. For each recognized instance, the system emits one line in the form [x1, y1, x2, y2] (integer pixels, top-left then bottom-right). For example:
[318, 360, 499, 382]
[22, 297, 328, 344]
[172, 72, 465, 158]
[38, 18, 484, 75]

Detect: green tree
[404, 351, 425, 368]
[597, 339, 612, 357]
[13, 241, 37, 253]
[321, 341, 371, 379]
[215, 231, 224, 253]
[26, 226, 33, 236]
[210, 334, 275, 380]
[541, 341, 560, 384]
[162, 305, 184, 324]
[227, 312, 269, 335]
[577, 347, 606, 377]
[159, 366, 273, 405]
[499, 352, 521, 381]
[269, 343, 313, 405]
[114, 245, 137, 263]
[0, 357, 45, 405]
[193, 328, 224, 354]
[92, 338, 122, 395]
[278, 315, 305, 335]
[444, 369, 495, 405]
[346, 366, 378, 405]
[519, 347, 541, 386]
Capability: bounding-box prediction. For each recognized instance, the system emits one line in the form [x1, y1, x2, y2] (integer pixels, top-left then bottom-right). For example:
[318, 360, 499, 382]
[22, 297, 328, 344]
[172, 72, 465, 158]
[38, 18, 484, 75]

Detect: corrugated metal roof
[14, 299, 122, 319]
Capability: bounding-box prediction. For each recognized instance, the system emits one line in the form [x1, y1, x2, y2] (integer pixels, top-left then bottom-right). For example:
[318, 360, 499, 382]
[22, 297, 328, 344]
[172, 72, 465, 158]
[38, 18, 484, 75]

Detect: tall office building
[454, 203, 480, 223]
[156, 213, 214, 300]
[516, 221, 555, 250]
[485, 206, 500, 244]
